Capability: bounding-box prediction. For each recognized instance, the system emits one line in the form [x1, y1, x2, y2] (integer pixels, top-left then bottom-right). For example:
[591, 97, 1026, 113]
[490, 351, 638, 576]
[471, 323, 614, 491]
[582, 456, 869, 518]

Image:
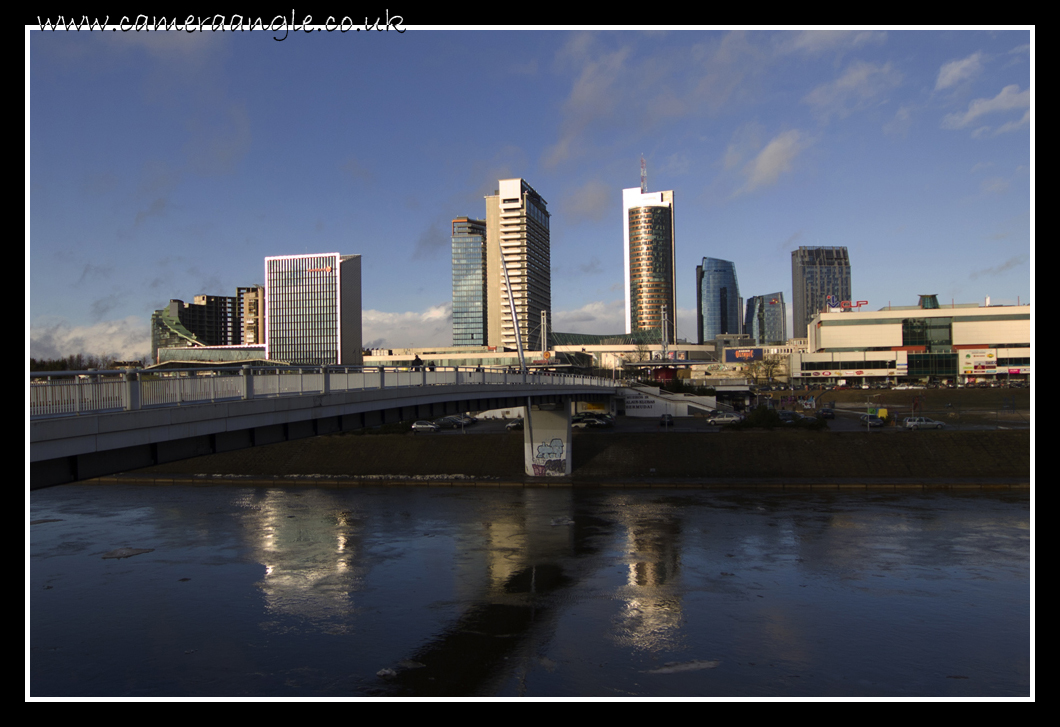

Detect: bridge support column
[241, 366, 253, 400]
[124, 372, 140, 411]
[523, 398, 572, 477]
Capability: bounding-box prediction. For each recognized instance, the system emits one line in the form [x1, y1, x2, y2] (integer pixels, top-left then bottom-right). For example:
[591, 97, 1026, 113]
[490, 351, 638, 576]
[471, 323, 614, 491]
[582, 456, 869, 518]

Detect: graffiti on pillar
[532, 438, 567, 476]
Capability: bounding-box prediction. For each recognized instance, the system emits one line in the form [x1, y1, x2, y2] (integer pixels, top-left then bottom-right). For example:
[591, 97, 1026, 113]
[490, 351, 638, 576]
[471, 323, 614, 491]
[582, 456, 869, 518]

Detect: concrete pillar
[124, 372, 140, 411]
[524, 398, 572, 477]
[241, 365, 253, 400]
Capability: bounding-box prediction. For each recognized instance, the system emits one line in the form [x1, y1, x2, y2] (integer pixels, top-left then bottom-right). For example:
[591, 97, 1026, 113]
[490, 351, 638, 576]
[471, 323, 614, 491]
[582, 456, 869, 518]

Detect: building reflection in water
[237, 489, 370, 628]
[609, 496, 685, 654]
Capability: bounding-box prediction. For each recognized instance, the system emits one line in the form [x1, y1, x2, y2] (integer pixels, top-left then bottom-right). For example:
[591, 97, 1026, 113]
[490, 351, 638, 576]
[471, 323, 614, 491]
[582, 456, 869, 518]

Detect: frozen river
[29, 484, 1030, 697]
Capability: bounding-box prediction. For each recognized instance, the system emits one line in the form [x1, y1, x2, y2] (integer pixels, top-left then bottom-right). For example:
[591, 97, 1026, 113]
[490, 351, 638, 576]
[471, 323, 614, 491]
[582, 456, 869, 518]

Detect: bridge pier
[524, 399, 572, 477]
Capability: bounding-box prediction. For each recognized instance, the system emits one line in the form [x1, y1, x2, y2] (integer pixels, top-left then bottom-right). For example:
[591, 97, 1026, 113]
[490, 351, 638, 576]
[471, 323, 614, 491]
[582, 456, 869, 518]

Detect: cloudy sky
[28, 26, 1032, 361]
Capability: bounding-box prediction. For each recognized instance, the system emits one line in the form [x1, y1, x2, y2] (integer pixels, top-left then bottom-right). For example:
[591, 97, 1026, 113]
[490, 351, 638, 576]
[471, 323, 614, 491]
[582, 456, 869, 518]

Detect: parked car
[412, 420, 440, 432]
[818, 408, 835, 419]
[505, 419, 524, 431]
[434, 417, 461, 429]
[710, 412, 743, 425]
[904, 417, 945, 430]
[859, 415, 885, 428]
[659, 414, 674, 427]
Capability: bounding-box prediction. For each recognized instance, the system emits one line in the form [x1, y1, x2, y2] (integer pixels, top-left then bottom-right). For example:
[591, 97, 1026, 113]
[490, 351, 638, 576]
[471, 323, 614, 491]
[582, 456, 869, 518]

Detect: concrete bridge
[29, 366, 616, 489]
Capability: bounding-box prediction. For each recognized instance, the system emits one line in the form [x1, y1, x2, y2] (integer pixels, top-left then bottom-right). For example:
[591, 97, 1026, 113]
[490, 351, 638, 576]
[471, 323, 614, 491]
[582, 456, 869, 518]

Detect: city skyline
[29, 28, 1032, 360]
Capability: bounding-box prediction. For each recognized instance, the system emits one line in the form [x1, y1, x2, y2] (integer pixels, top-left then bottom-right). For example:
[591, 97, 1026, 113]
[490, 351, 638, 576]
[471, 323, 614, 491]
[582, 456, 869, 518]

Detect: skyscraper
[485, 179, 551, 352]
[264, 253, 362, 366]
[623, 187, 676, 343]
[696, 258, 741, 344]
[791, 246, 851, 339]
[451, 217, 488, 347]
[745, 292, 787, 344]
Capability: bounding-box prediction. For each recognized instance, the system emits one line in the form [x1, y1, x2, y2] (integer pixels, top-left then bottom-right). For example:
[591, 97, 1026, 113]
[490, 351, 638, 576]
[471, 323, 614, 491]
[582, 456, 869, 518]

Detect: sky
[27, 26, 1033, 361]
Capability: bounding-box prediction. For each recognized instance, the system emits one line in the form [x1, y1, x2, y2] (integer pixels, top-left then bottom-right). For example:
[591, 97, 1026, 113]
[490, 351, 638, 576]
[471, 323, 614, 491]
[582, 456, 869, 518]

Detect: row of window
[802, 360, 897, 371]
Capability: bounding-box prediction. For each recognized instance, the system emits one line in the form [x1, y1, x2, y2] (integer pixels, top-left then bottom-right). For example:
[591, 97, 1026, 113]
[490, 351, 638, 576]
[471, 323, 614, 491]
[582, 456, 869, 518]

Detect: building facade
[264, 253, 362, 366]
[237, 285, 265, 346]
[744, 292, 787, 344]
[696, 257, 741, 345]
[791, 246, 851, 339]
[451, 217, 488, 347]
[150, 295, 240, 363]
[623, 188, 676, 344]
[791, 296, 1030, 383]
[485, 179, 551, 352]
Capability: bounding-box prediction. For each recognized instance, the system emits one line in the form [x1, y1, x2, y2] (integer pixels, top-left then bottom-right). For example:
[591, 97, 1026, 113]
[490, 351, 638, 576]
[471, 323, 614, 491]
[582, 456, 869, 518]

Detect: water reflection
[30, 486, 1030, 697]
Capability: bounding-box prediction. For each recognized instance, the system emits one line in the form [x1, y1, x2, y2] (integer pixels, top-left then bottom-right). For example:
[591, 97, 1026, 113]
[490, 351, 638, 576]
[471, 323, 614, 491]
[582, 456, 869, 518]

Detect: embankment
[105, 429, 1030, 486]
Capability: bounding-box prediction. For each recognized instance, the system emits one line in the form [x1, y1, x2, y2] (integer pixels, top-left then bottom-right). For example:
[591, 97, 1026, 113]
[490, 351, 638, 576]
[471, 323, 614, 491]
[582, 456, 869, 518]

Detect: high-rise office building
[485, 179, 551, 352]
[745, 292, 787, 344]
[623, 187, 676, 343]
[451, 217, 488, 347]
[791, 246, 851, 339]
[696, 258, 741, 345]
[264, 253, 362, 366]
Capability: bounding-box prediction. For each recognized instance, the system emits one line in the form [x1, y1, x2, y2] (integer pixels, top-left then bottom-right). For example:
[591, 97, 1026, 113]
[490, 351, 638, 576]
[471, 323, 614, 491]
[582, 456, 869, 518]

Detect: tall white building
[264, 253, 362, 366]
[485, 179, 551, 352]
[623, 187, 676, 342]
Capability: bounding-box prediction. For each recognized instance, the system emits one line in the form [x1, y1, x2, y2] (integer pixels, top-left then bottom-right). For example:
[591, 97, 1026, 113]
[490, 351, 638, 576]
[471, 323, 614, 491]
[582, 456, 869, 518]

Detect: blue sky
[28, 27, 1032, 360]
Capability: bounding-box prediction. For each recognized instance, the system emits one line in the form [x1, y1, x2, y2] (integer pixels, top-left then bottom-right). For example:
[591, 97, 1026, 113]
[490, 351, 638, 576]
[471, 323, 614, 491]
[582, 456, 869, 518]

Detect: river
[29, 484, 1030, 698]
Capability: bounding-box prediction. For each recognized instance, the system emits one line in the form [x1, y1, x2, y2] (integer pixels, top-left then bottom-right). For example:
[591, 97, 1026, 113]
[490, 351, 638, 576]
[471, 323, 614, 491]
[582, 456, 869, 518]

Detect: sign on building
[725, 348, 763, 363]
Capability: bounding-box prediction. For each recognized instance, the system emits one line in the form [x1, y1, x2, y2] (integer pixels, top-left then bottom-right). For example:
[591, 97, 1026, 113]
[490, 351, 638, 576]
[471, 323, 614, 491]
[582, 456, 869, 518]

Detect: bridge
[29, 366, 617, 489]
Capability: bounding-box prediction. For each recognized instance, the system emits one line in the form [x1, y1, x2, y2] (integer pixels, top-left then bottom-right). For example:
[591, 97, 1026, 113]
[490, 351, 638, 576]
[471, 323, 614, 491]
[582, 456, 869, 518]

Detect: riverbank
[93, 429, 1030, 487]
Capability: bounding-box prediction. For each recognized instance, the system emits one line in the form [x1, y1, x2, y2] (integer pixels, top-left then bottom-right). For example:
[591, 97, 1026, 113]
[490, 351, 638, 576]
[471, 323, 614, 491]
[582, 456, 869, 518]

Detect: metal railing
[29, 365, 614, 419]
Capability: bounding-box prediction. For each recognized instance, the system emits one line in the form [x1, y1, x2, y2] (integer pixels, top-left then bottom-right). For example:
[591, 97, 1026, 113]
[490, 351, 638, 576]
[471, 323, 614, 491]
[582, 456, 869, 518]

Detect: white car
[710, 412, 743, 425]
[411, 420, 440, 432]
[903, 417, 944, 430]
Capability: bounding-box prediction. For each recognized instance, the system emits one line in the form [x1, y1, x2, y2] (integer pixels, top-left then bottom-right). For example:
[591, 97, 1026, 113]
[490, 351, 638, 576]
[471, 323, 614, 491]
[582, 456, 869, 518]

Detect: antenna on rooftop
[640, 155, 647, 194]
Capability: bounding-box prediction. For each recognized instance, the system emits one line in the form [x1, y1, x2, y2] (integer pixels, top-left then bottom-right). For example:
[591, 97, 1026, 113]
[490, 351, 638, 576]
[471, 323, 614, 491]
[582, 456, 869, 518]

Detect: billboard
[960, 349, 996, 375]
[725, 348, 763, 363]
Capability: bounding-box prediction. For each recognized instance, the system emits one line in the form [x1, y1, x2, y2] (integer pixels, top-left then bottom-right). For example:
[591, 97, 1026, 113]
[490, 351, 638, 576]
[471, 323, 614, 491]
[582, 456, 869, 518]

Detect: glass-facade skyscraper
[791, 246, 851, 339]
[745, 292, 787, 344]
[265, 253, 362, 366]
[696, 258, 741, 345]
[451, 217, 487, 347]
[623, 187, 676, 344]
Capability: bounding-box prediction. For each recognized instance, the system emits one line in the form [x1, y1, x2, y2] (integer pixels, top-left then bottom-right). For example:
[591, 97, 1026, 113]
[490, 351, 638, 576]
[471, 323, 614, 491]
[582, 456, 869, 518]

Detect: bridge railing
[30, 366, 614, 418]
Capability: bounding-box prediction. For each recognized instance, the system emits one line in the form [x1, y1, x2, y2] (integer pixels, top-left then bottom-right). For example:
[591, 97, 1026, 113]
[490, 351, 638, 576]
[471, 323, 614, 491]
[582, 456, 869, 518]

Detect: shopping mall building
[789, 295, 1030, 385]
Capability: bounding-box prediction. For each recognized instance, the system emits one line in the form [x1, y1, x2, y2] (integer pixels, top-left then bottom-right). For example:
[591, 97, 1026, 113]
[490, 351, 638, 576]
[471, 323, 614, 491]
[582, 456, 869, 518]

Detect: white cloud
[30, 316, 151, 362]
[551, 300, 625, 334]
[941, 84, 1029, 130]
[362, 303, 452, 349]
[738, 130, 807, 195]
[803, 60, 902, 122]
[563, 179, 612, 225]
[883, 104, 914, 137]
[776, 30, 887, 56]
[994, 109, 1030, 135]
[935, 52, 983, 91]
[544, 35, 632, 169]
